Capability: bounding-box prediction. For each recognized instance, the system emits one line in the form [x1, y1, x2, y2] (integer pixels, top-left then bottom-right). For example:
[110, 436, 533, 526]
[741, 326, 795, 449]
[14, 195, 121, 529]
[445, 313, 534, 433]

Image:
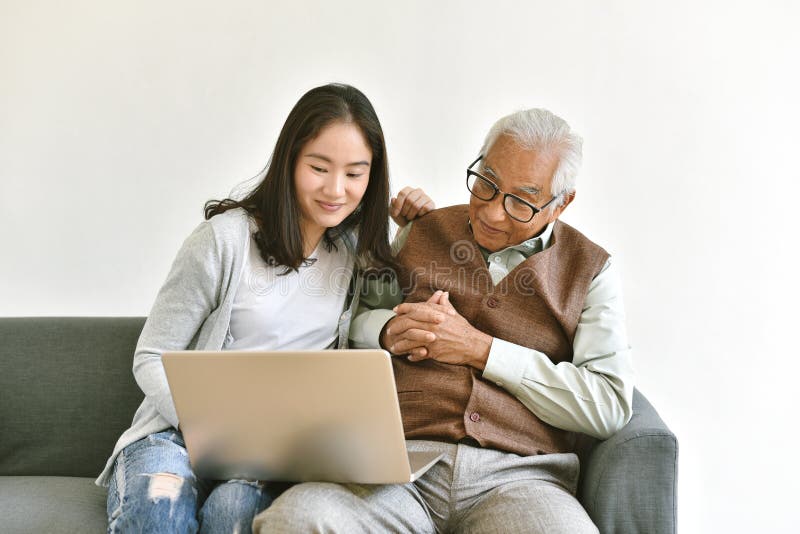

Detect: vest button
[469, 412, 481, 422]
[486, 297, 499, 308]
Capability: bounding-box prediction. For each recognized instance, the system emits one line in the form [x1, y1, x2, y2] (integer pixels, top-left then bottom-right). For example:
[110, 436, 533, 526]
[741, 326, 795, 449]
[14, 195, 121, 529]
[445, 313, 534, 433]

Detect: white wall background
[2, 1, 798, 532]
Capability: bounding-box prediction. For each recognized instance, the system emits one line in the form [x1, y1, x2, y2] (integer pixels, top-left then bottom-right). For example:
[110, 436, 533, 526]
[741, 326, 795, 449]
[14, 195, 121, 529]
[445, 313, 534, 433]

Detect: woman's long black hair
[204, 83, 396, 273]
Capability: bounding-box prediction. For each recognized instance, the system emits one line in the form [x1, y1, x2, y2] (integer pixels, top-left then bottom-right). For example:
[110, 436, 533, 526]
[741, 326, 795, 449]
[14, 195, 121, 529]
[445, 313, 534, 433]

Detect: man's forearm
[349, 308, 396, 349]
[482, 338, 634, 439]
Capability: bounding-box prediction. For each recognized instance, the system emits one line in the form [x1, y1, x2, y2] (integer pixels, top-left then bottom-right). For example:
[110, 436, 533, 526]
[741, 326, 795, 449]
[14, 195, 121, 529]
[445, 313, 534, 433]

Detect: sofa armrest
[579, 389, 678, 534]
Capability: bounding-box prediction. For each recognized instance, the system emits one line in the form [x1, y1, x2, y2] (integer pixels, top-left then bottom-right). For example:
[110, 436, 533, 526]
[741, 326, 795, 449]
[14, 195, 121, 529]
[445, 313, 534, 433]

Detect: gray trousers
[252, 440, 598, 534]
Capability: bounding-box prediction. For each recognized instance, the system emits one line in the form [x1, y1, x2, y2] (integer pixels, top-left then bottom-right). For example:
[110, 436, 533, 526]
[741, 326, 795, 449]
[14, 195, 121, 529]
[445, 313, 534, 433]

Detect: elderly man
[253, 109, 634, 533]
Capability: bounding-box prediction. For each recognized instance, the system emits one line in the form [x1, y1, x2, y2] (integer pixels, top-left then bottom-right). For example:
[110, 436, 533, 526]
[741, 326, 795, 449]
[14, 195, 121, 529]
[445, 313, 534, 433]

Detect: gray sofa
[0, 317, 677, 533]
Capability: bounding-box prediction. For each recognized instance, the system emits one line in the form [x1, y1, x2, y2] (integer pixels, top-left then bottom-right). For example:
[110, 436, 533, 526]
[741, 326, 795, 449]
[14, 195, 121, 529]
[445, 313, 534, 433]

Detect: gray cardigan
[96, 207, 362, 486]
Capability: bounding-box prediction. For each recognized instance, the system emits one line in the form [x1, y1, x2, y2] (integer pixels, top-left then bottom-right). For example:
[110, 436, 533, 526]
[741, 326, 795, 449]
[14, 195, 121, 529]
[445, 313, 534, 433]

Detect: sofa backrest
[0, 317, 145, 477]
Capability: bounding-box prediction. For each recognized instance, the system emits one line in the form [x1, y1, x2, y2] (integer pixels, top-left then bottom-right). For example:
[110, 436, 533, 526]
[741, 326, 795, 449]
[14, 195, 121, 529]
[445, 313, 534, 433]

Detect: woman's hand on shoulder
[390, 187, 435, 227]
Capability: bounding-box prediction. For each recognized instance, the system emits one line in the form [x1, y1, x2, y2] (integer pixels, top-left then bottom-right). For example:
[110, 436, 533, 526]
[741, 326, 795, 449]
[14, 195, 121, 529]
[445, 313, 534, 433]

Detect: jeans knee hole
[146, 473, 185, 503]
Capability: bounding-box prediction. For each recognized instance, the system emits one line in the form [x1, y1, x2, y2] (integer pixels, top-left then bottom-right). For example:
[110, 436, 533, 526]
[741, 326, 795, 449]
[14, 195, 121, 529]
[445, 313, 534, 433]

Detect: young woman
[96, 83, 434, 533]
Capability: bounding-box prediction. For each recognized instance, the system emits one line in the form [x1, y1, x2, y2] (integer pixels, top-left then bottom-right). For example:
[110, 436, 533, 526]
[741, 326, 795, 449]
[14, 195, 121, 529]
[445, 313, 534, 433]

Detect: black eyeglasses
[466, 155, 558, 223]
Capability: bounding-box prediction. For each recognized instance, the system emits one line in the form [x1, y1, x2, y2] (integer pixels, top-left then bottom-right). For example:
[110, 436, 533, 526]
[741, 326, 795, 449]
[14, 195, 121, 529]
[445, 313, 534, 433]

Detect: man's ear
[552, 191, 576, 219]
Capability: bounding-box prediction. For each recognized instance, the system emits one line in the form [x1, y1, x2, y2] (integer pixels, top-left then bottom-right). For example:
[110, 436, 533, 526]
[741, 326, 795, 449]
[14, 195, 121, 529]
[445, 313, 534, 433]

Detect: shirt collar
[517, 221, 555, 255]
[481, 221, 556, 260]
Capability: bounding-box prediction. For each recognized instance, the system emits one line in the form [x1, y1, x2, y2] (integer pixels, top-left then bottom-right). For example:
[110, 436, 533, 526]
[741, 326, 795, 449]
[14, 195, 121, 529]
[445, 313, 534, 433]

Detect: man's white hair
[479, 108, 582, 210]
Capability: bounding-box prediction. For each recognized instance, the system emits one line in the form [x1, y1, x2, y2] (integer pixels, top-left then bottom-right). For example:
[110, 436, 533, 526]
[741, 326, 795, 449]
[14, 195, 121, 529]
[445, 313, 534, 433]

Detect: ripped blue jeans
[107, 429, 284, 533]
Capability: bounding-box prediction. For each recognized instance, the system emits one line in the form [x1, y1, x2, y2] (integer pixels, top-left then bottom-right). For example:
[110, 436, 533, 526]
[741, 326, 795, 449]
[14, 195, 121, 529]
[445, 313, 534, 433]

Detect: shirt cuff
[349, 309, 397, 349]
[482, 337, 540, 396]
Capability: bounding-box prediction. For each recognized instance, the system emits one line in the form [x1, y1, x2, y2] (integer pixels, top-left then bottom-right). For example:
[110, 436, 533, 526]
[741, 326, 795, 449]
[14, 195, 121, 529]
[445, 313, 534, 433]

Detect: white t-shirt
[227, 230, 354, 351]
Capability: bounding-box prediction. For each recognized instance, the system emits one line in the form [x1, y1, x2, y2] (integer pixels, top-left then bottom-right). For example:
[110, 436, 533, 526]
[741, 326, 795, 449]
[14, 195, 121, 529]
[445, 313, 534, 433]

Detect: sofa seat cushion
[0, 476, 107, 533]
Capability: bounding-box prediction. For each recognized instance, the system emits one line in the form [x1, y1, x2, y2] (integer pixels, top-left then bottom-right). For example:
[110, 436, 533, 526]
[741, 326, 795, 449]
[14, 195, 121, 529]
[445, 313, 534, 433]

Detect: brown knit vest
[394, 205, 610, 456]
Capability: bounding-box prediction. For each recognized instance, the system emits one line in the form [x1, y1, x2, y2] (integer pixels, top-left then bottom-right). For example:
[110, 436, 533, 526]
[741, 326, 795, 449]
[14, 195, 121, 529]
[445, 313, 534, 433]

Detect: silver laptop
[162, 349, 442, 484]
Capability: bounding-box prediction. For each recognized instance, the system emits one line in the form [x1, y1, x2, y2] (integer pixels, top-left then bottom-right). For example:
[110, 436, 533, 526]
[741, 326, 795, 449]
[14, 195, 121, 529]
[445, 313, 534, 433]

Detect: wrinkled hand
[382, 290, 493, 370]
[390, 187, 435, 227]
[380, 291, 450, 357]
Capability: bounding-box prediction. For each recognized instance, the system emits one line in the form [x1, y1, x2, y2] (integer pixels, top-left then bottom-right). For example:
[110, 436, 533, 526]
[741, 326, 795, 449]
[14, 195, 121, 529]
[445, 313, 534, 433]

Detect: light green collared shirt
[481, 221, 554, 286]
[350, 219, 634, 440]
